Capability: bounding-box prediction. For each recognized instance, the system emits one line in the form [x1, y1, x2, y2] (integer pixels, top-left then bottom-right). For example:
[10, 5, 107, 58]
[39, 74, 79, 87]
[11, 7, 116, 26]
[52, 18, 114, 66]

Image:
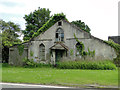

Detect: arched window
[39, 44, 45, 60]
[56, 28, 64, 42]
[76, 42, 84, 55]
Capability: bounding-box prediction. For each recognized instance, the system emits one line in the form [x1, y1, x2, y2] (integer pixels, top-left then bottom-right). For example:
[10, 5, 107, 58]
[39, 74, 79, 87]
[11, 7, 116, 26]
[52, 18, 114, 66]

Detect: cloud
[0, 1, 22, 7]
[0, 0, 25, 15]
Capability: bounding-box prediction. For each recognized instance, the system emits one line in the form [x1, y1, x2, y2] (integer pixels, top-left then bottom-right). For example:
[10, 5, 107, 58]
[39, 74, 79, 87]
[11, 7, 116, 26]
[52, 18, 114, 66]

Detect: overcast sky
[0, 0, 119, 40]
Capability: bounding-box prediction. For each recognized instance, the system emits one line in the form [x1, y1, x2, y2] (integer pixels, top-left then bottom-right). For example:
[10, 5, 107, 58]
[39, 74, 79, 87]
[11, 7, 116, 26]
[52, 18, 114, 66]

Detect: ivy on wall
[70, 49, 74, 56]
[30, 50, 34, 56]
[104, 39, 120, 55]
[74, 33, 95, 57]
[17, 44, 24, 56]
[104, 39, 120, 67]
[87, 48, 95, 57]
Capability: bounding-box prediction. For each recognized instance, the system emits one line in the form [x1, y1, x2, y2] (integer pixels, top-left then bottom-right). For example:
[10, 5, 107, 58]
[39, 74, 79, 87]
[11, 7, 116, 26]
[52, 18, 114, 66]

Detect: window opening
[58, 21, 62, 26]
[39, 44, 45, 60]
[56, 28, 64, 42]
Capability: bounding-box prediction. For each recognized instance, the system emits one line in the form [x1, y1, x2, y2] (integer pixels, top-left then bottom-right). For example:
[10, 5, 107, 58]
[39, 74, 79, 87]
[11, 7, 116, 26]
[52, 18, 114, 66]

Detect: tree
[0, 19, 22, 63]
[23, 7, 51, 41]
[71, 20, 91, 33]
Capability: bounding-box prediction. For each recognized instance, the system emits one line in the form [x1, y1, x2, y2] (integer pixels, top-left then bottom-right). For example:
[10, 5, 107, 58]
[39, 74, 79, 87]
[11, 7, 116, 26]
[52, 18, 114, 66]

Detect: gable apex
[62, 19, 90, 34]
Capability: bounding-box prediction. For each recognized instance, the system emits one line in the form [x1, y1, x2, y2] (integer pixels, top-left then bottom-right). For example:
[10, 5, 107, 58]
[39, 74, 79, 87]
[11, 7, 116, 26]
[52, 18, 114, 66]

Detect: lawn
[1, 66, 118, 87]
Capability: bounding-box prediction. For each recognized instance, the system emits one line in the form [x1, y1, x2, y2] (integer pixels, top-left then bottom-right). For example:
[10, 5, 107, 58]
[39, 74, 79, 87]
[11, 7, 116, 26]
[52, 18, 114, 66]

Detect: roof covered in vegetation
[31, 13, 91, 39]
[32, 13, 68, 38]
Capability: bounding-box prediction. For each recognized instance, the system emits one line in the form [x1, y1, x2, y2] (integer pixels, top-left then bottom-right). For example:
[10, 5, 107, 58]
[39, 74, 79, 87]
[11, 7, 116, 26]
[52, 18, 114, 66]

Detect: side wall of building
[9, 43, 28, 66]
[61, 20, 117, 60]
[66, 38, 116, 60]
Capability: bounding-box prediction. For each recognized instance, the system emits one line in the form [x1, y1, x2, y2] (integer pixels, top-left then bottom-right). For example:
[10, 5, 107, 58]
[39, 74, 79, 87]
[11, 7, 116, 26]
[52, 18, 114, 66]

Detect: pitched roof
[63, 19, 90, 34]
[31, 13, 67, 39]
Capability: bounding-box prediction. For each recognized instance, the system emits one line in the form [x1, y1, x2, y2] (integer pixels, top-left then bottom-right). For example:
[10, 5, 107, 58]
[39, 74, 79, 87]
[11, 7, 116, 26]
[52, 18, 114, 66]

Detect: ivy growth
[71, 20, 91, 33]
[74, 33, 95, 57]
[30, 51, 34, 56]
[88, 48, 95, 57]
[70, 49, 74, 56]
[32, 13, 67, 38]
[74, 33, 85, 56]
[104, 39, 120, 55]
[17, 44, 24, 56]
[104, 39, 120, 67]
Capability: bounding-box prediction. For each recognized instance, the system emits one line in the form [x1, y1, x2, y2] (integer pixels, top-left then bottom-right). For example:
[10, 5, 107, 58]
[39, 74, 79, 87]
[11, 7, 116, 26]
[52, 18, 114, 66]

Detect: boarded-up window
[39, 44, 45, 60]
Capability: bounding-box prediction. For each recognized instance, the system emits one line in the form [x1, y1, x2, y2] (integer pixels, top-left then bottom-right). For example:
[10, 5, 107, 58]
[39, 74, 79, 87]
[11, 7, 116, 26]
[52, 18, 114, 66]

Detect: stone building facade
[9, 20, 117, 66]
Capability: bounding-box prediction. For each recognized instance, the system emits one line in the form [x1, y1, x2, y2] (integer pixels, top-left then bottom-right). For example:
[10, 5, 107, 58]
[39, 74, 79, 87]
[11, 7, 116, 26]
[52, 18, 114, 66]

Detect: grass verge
[2, 64, 118, 87]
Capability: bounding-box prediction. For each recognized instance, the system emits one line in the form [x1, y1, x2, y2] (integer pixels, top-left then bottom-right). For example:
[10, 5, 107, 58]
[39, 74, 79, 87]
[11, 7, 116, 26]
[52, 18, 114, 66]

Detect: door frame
[55, 49, 65, 63]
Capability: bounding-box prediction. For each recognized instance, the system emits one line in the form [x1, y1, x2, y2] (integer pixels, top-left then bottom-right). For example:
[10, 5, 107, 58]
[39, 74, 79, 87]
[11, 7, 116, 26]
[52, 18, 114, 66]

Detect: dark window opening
[76, 42, 83, 56]
[58, 21, 62, 26]
[56, 33, 58, 38]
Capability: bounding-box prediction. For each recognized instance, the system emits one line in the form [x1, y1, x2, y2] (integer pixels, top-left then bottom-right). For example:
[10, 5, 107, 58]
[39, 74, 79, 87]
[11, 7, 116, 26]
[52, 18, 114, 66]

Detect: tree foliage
[71, 20, 91, 33]
[0, 19, 22, 62]
[23, 7, 51, 41]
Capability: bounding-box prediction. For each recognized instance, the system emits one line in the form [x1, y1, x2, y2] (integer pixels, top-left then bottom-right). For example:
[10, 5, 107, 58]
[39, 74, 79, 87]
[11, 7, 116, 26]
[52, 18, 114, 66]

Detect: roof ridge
[31, 13, 67, 39]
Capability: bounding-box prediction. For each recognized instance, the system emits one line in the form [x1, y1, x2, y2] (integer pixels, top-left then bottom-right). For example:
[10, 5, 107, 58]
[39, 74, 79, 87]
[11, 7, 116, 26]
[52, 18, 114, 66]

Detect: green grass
[2, 65, 118, 87]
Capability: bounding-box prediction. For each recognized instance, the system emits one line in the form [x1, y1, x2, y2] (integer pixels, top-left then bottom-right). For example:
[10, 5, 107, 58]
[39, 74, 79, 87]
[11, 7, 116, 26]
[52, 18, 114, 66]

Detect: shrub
[22, 57, 52, 68]
[113, 55, 120, 67]
[35, 63, 52, 68]
[22, 57, 35, 67]
[56, 60, 117, 70]
[2, 63, 11, 67]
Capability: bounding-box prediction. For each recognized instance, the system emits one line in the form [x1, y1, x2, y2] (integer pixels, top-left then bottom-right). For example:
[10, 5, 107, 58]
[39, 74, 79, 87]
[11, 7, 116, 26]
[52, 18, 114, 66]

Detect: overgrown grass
[22, 58, 52, 68]
[23, 58, 117, 70]
[2, 64, 118, 87]
[56, 60, 117, 70]
[2, 63, 11, 67]
[24, 63, 52, 68]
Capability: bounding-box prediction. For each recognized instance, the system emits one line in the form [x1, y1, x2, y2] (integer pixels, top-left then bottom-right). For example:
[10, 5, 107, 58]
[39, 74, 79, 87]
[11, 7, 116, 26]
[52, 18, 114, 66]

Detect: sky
[0, 0, 119, 40]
